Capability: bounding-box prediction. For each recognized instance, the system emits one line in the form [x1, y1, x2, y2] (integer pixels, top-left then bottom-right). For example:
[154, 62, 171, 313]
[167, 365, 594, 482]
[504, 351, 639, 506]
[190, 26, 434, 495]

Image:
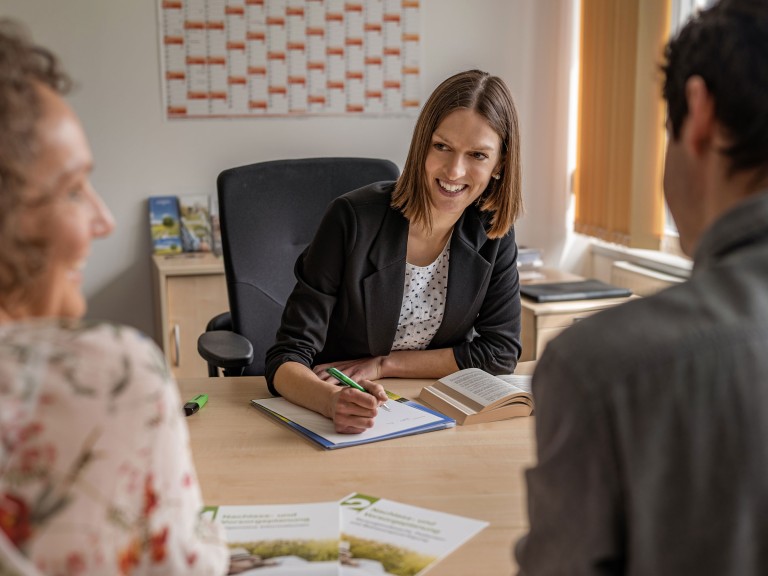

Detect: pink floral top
[0, 320, 229, 575]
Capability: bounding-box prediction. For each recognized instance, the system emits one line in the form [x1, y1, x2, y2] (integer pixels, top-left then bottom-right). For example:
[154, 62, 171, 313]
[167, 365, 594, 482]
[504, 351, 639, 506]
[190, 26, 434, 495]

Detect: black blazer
[265, 182, 522, 393]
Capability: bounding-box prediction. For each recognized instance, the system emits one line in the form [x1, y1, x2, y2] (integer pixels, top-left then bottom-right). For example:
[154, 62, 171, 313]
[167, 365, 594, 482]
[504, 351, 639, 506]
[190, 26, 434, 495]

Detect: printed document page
[339, 493, 488, 576]
[252, 396, 444, 445]
[203, 501, 339, 575]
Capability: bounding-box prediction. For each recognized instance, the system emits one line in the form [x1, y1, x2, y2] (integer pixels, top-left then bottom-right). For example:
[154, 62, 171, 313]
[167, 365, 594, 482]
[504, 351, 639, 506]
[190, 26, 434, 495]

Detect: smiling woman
[266, 69, 524, 435]
[0, 23, 114, 320]
[421, 109, 503, 237]
[11, 83, 114, 319]
[0, 19, 229, 575]
[393, 70, 522, 240]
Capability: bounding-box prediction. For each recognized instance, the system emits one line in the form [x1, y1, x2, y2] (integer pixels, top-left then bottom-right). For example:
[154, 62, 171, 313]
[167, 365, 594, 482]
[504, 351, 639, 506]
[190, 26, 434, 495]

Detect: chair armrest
[206, 311, 233, 332]
[197, 330, 254, 376]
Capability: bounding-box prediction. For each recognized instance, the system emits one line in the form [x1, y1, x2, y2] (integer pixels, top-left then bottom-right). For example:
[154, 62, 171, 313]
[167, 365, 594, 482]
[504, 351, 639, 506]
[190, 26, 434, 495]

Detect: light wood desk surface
[179, 362, 537, 576]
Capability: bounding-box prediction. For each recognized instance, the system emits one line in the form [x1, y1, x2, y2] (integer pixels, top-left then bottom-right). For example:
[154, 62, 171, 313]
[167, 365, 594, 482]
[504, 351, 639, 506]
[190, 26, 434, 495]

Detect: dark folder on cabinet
[520, 279, 632, 303]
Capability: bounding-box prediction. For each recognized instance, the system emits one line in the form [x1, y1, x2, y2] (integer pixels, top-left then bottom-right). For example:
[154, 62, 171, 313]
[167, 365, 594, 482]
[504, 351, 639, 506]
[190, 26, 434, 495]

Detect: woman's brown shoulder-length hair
[391, 69, 523, 239]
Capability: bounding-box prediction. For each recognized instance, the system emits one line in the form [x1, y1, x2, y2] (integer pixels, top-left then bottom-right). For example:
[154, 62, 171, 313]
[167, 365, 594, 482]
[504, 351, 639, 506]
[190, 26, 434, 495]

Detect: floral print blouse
[0, 320, 228, 575]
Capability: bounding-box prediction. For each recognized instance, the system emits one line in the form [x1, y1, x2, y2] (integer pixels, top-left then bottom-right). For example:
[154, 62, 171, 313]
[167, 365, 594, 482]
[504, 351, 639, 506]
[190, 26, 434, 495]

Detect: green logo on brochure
[340, 494, 379, 511]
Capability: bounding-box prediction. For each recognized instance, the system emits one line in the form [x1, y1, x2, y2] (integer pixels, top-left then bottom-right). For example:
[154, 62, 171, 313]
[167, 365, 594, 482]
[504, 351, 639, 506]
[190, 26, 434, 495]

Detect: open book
[419, 368, 533, 425]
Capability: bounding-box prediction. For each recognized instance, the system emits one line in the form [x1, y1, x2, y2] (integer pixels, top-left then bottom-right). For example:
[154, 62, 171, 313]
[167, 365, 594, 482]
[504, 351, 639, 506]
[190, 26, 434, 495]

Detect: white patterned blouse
[0, 320, 228, 575]
[391, 237, 451, 351]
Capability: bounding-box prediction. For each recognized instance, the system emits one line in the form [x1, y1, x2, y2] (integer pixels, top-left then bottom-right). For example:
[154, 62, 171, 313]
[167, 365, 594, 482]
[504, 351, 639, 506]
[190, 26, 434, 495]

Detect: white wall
[3, 0, 575, 342]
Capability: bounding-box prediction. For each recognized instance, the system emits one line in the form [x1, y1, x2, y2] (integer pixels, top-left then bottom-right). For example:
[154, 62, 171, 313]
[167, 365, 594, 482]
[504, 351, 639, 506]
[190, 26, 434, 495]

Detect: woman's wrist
[378, 348, 459, 380]
[378, 354, 396, 379]
[275, 361, 340, 419]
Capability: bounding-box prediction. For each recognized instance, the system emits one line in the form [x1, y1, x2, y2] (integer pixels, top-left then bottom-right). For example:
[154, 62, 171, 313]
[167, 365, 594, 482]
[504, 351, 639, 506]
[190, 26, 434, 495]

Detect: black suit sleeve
[452, 228, 522, 374]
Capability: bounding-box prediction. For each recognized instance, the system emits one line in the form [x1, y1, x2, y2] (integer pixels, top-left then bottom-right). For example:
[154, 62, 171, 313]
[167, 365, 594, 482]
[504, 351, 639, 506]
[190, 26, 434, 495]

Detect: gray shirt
[516, 190, 768, 575]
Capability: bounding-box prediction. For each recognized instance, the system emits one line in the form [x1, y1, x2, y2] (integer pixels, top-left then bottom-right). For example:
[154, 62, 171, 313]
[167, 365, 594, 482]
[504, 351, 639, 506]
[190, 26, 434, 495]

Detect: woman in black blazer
[266, 69, 523, 433]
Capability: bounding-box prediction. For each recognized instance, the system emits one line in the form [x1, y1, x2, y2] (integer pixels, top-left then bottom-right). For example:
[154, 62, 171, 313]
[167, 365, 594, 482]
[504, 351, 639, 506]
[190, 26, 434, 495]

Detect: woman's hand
[329, 385, 383, 434]
[274, 361, 389, 435]
[316, 360, 390, 434]
[314, 357, 384, 383]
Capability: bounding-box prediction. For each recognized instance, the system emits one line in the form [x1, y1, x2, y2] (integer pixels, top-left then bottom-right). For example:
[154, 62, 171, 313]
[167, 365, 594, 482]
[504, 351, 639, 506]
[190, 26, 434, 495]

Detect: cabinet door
[166, 274, 228, 378]
[521, 302, 629, 361]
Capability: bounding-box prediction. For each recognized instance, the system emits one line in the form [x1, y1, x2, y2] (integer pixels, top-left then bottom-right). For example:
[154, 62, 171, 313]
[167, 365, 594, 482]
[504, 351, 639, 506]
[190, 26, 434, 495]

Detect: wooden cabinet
[519, 267, 635, 361]
[152, 254, 228, 378]
[520, 295, 634, 361]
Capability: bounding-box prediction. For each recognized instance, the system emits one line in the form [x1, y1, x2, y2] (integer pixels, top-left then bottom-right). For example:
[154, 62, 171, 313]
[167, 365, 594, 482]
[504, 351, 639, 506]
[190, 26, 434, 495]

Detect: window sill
[590, 240, 692, 279]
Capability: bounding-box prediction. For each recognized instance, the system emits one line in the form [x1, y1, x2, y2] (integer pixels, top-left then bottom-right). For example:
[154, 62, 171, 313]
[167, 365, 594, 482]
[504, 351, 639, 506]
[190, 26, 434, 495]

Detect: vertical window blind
[574, 0, 670, 248]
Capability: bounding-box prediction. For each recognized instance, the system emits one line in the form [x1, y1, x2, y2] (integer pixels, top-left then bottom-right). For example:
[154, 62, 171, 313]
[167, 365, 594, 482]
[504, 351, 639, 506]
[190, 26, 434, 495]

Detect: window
[573, 0, 716, 255]
[572, 0, 670, 249]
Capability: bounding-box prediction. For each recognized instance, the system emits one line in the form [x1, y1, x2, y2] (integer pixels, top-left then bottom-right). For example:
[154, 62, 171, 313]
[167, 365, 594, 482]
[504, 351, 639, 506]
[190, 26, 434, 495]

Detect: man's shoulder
[542, 281, 704, 374]
[542, 269, 768, 383]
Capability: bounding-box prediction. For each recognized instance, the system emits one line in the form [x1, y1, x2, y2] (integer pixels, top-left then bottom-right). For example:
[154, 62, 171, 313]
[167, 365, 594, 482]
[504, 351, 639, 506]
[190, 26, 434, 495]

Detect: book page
[203, 501, 339, 575]
[440, 368, 527, 407]
[252, 396, 444, 445]
[423, 386, 478, 415]
[340, 492, 487, 576]
[496, 374, 532, 394]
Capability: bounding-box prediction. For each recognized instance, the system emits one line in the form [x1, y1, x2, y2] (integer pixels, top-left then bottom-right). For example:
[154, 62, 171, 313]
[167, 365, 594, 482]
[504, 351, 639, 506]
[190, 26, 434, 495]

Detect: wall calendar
[159, 0, 421, 118]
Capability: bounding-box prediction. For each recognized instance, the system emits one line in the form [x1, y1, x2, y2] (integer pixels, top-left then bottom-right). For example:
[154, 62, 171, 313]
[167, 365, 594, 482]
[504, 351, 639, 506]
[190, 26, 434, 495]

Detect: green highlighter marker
[184, 393, 208, 416]
[326, 367, 391, 411]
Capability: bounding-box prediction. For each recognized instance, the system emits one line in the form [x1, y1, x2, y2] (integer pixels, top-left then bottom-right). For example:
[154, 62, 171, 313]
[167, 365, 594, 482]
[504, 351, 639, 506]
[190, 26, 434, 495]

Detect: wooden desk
[179, 362, 536, 576]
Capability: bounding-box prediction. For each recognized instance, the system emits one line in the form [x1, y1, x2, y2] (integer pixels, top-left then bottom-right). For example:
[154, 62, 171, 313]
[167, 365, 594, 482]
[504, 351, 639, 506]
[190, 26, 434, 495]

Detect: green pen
[184, 393, 208, 416]
[326, 367, 391, 411]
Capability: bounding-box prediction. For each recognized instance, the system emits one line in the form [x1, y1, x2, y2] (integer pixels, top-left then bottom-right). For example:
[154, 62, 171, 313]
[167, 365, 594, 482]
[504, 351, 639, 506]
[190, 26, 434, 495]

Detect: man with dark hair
[516, 0, 768, 574]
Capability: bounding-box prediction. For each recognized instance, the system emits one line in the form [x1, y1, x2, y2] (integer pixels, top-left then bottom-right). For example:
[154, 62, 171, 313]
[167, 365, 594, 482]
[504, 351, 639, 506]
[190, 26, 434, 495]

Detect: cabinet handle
[172, 324, 180, 367]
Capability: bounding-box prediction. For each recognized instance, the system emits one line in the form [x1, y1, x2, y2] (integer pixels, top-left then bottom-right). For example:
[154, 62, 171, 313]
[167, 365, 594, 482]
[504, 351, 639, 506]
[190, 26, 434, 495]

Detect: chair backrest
[218, 157, 400, 376]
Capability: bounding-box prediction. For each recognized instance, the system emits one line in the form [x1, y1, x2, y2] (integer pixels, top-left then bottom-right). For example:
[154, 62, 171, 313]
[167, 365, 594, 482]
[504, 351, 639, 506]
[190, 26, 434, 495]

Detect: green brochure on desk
[205, 496, 486, 575]
[203, 501, 339, 575]
[339, 493, 488, 576]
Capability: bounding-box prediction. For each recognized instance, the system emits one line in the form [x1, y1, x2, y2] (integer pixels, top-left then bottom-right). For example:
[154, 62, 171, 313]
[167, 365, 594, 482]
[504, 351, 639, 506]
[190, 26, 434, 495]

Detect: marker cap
[183, 394, 209, 416]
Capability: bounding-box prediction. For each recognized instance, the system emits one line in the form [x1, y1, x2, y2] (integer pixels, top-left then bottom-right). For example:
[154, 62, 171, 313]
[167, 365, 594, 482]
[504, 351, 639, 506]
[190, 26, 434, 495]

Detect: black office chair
[198, 157, 400, 377]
